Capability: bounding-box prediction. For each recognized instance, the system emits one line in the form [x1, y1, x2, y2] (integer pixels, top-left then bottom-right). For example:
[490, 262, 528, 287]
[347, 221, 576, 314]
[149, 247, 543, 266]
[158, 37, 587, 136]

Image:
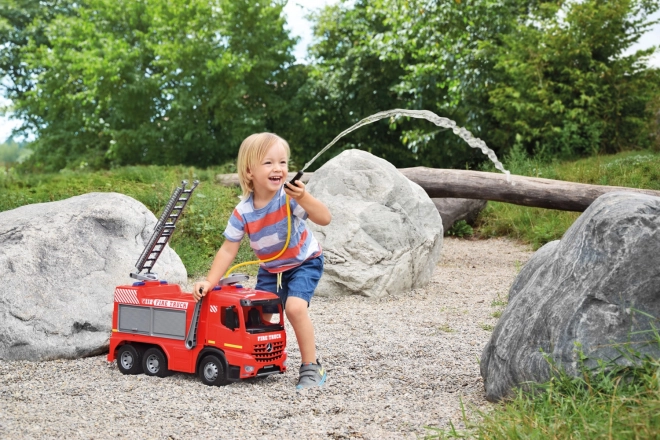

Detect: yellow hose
[224, 195, 292, 277]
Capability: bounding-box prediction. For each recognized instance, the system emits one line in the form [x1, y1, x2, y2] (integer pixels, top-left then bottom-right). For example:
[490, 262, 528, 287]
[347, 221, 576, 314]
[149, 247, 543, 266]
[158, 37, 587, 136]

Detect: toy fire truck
[107, 180, 287, 385]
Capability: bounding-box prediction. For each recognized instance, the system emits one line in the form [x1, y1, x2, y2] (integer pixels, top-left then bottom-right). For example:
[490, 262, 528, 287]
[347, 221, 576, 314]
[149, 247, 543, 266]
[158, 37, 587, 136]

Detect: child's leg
[284, 296, 316, 364]
[281, 255, 326, 389]
[281, 255, 324, 364]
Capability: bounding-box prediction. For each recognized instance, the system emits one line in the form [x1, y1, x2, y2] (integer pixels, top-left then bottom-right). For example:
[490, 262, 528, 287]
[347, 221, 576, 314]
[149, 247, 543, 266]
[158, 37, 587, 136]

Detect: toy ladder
[185, 297, 203, 349]
[130, 180, 199, 281]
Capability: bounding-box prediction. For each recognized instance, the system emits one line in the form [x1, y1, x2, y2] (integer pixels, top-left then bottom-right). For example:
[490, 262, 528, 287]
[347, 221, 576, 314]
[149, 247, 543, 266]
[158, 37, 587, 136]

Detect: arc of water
[300, 109, 511, 182]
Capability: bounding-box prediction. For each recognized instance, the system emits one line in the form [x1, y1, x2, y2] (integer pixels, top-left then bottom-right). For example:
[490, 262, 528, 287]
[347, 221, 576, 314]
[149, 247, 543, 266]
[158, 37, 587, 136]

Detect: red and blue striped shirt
[224, 187, 321, 273]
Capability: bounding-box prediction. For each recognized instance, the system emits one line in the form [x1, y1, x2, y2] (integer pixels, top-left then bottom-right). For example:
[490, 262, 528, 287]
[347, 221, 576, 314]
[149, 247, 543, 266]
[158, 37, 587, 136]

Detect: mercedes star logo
[266, 343, 273, 352]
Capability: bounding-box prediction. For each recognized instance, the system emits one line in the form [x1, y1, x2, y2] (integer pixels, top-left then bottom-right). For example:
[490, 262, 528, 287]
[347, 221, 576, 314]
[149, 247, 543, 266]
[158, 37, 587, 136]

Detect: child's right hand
[192, 280, 212, 302]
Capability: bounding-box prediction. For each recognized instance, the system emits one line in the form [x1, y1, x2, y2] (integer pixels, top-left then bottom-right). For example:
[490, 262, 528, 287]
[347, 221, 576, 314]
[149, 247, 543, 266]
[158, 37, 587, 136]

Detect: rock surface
[0, 193, 187, 361]
[480, 191, 660, 402]
[307, 149, 443, 298]
[433, 198, 487, 232]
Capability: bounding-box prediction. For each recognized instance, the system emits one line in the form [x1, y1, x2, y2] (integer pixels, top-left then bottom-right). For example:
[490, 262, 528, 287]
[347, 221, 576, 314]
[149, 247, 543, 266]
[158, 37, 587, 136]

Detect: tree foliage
[297, 0, 545, 169]
[484, 0, 660, 159]
[0, 138, 32, 164]
[2, 0, 296, 170]
[1, 0, 659, 172]
[301, 0, 660, 168]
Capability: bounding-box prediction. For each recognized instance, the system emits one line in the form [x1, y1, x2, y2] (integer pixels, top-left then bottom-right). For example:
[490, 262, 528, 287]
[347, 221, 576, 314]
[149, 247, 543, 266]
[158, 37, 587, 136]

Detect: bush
[446, 220, 474, 238]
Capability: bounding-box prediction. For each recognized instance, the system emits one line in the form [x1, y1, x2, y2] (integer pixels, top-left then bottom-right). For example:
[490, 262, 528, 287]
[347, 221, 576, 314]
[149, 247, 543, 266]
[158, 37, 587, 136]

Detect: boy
[193, 132, 332, 389]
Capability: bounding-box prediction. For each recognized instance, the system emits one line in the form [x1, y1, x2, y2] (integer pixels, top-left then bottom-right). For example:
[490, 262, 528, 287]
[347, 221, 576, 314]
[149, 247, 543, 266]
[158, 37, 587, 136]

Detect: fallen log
[215, 168, 660, 212]
[399, 168, 660, 211]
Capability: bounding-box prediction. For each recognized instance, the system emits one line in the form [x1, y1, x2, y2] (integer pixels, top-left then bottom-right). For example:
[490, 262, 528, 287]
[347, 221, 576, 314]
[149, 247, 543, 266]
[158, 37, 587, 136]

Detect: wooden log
[215, 169, 660, 212]
[399, 167, 660, 212]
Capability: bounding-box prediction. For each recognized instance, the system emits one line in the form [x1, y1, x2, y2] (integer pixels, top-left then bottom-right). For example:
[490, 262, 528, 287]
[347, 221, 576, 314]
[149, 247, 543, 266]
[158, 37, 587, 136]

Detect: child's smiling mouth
[269, 176, 282, 183]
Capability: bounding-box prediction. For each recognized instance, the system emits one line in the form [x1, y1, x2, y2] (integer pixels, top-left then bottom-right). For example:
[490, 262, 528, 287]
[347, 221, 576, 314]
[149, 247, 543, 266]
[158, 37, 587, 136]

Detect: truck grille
[253, 341, 285, 363]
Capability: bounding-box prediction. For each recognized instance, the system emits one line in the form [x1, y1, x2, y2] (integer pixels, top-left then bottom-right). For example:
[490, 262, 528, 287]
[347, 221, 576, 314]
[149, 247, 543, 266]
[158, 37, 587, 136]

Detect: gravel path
[0, 237, 533, 439]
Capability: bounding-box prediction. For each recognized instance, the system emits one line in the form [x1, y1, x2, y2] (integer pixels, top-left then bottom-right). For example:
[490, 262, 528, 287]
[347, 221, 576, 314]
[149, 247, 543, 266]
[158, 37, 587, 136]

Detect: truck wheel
[116, 344, 143, 375]
[199, 355, 229, 386]
[142, 347, 171, 378]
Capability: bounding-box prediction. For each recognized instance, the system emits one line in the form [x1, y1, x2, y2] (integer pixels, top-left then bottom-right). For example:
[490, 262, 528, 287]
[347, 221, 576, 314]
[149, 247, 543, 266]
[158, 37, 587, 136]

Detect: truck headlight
[244, 365, 255, 373]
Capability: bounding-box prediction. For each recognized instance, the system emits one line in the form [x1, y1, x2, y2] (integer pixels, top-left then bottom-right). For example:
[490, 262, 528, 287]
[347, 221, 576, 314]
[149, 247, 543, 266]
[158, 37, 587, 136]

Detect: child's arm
[284, 181, 332, 226]
[192, 239, 241, 301]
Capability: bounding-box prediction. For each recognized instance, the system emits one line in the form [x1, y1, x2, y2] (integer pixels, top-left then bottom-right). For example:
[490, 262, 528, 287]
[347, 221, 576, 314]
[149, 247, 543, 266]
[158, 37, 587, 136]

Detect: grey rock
[480, 191, 660, 402]
[0, 193, 187, 361]
[433, 198, 487, 232]
[307, 149, 443, 298]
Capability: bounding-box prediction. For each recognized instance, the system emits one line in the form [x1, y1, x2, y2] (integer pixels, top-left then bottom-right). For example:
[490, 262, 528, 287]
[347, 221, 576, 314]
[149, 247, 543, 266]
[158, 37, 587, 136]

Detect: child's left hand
[284, 179, 306, 201]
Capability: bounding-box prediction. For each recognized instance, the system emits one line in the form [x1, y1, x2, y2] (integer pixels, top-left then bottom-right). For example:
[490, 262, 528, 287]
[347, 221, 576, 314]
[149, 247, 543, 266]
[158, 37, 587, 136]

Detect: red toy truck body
[107, 279, 287, 385]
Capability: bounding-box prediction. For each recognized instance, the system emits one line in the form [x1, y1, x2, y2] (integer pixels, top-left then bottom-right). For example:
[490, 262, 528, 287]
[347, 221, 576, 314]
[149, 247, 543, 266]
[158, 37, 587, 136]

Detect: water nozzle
[287, 171, 304, 188]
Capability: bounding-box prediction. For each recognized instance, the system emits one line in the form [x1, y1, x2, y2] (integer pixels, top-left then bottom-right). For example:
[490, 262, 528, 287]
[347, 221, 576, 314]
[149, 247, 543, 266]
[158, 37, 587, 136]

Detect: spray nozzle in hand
[286, 171, 303, 189]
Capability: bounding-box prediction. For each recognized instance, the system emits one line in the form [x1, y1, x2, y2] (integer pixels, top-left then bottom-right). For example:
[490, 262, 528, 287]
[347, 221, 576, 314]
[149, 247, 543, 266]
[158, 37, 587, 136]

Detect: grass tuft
[426, 316, 660, 439]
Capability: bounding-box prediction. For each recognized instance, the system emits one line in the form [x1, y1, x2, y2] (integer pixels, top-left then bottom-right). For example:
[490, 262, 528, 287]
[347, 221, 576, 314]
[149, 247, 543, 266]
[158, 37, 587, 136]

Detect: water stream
[301, 109, 511, 182]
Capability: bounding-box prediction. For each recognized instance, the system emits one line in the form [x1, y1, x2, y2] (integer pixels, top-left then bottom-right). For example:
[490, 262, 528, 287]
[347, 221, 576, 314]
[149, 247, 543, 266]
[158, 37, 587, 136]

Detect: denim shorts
[256, 254, 324, 313]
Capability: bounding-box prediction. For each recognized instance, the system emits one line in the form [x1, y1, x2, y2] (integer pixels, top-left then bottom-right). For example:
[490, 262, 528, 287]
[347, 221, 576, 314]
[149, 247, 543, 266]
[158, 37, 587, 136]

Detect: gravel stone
[0, 237, 533, 439]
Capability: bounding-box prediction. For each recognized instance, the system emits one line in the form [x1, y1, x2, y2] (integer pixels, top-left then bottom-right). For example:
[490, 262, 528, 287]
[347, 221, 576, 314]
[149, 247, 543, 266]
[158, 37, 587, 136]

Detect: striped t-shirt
[224, 187, 322, 273]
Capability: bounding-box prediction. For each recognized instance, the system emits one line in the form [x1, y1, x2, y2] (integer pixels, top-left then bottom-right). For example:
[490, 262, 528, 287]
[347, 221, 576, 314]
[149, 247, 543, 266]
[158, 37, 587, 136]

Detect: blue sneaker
[296, 360, 327, 389]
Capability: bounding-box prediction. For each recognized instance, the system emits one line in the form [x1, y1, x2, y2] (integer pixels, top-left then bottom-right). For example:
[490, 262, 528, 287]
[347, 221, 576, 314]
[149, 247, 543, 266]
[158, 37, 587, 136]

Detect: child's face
[247, 141, 289, 195]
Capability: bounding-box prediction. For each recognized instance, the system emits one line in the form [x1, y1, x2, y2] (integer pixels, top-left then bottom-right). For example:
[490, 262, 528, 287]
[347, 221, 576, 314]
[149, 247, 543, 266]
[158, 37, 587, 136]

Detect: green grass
[0, 164, 258, 278]
[438, 324, 455, 333]
[479, 323, 494, 332]
[446, 220, 474, 237]
[426, 331, 660, 439]
[476, 150, 660, 249]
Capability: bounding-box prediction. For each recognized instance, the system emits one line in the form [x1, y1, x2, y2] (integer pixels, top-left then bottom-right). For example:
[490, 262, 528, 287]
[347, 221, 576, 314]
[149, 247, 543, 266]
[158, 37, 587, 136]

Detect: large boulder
[480, 191, 660, 402]
[0, 193, 187, 361]
[307, 149, 443, 298]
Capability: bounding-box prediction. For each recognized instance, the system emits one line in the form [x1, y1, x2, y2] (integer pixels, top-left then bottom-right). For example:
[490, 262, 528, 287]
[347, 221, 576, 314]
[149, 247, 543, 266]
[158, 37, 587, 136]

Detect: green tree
[3, 0, 296, 171]
[484, 0, 660, 160]
[0, 1, 78, 97]
[299, 0, 659, 169]
[297, 0, 542, 169]
[0, 0, 78, 135]
[0, 138, 32, 164]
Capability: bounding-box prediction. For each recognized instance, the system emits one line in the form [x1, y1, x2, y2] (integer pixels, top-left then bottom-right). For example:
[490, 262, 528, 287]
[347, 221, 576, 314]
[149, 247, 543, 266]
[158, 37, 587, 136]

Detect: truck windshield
[244, 303, 284, 334]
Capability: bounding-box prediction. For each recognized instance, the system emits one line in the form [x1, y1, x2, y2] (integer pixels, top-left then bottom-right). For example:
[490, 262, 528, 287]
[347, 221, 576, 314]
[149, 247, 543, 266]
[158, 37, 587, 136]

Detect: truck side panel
[117, 304, 186, 340]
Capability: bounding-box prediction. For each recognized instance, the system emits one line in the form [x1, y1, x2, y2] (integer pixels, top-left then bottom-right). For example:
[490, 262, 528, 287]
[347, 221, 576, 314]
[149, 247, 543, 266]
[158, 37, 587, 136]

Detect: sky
[1, 1, 658, 143]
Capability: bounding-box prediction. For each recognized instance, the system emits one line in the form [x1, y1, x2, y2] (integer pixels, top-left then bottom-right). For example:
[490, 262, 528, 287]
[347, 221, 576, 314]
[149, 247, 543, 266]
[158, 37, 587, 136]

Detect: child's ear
[246, 167, 253, 179]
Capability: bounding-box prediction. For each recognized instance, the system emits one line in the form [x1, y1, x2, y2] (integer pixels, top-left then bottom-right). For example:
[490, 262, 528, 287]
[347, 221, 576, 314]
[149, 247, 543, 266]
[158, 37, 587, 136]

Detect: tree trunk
[215, 168, 660, 212]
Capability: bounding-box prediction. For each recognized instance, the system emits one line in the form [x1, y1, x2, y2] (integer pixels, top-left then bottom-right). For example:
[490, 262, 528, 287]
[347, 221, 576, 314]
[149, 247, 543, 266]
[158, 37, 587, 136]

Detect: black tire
[116, 344, 143, 375]
[198, 355, 229, 386]
[142, 347, 171, 378]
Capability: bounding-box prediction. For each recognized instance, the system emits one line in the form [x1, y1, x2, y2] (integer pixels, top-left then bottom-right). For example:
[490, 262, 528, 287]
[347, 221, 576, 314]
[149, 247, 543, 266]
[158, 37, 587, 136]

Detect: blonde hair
[237, 132, 290, 199]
